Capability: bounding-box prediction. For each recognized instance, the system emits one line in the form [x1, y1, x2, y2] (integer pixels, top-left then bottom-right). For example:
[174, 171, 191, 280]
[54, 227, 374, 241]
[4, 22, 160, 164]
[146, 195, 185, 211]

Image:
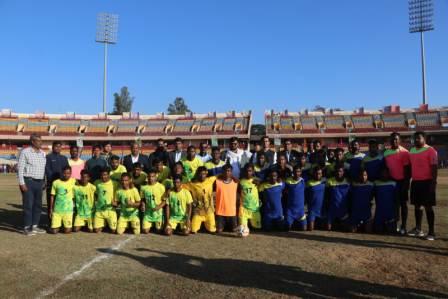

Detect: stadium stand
[116, 119, 138, 135]
[351, 115, 375, 132]
[0, 117, 18, 134]
[172, 118, 194, 135]
[55, 119, 79, 135]
[382, 113, 407, 130]
[198, 118, 216, 133]
[324, 115, 345, 133]
[415, 111, 440, 129]
[25, 118, 49, 135]
[222, 118, 236, 133]
[144, 119, 168, 136]
[85, 119, 109, 136]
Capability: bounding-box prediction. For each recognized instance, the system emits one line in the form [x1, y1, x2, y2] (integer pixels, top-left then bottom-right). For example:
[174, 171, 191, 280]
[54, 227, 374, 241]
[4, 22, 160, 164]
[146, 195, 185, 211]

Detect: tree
[167, 97, 191, 115]
[251, 124, 266, 136]
[111, 86, 134, 115]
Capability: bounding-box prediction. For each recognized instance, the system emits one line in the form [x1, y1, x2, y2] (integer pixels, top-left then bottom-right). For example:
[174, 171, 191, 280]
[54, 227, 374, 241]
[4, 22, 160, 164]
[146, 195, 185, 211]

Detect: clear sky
[0, 0, 446, 123]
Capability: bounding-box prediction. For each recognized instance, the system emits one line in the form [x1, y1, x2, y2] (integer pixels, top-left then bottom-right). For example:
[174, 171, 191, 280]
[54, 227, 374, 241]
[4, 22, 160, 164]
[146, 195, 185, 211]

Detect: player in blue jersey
[373, 168, 398, 233]
[349, 169, 374, 233]
[344, 140, 366, 180]
[361, 139, 384, 182]
[284, 165, 307, 231]
[326, 163, 351, 231]
[305, 166, 326, 231]
[259, 169, 285, 231]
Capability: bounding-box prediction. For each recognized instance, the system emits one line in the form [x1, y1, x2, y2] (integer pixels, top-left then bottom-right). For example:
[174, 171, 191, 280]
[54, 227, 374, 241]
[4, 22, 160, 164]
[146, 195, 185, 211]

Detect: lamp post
[96, 13, 119, 113]
[409, 0, 434, 105]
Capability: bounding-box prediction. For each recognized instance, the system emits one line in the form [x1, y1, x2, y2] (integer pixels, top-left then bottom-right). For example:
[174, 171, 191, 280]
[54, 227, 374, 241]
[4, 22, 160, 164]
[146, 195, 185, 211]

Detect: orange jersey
[215, 179, 238, 217]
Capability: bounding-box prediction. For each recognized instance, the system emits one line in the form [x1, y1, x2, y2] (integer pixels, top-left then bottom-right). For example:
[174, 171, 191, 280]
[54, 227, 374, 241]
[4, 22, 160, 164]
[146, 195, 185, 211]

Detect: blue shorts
[285, 210, 307, 228]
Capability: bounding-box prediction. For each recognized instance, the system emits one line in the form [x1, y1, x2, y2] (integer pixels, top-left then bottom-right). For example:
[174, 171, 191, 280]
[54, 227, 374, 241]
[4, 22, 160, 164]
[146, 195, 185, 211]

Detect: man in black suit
[123, 142, 150, 173]
[149, 138, 169, 167]
[279, 139, 301, 167]
[168, 137, 186, 169]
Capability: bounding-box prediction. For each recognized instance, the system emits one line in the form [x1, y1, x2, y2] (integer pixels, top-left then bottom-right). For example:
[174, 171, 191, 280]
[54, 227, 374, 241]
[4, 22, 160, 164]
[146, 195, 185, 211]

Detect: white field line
[35, 235, 136, 299]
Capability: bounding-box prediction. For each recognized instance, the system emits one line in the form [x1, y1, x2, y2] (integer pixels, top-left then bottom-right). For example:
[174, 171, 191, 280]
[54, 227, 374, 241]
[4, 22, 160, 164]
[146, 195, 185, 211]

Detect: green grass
[0, 172, 447, 298]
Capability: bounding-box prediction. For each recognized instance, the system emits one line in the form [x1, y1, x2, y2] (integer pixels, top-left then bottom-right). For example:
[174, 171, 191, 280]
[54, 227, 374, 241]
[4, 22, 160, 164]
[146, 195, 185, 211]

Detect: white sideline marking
[35, 236, 136, 299]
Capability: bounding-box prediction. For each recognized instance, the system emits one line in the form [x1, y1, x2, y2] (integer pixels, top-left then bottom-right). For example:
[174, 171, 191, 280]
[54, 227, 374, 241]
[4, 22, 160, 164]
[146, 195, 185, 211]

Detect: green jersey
[51, 178, 76, 214]
[74, 183, 96, 217]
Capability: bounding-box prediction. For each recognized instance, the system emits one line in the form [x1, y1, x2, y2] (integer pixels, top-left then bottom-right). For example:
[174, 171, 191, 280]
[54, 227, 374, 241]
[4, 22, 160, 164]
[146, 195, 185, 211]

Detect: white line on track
[35, 235, 136, 299]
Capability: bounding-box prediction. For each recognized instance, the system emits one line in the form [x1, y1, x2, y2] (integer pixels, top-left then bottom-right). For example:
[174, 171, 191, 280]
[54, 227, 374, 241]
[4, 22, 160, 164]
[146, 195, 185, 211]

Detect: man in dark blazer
[149, 138, 169, 167]
[123, 142, 150, 173]
[279, 139, 301, 167]
[168, 137, 186, 169]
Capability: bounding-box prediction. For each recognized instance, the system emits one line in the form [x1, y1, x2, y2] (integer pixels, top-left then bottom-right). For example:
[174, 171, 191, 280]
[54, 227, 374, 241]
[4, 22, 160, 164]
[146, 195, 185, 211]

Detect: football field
[0, 172, 447, 298]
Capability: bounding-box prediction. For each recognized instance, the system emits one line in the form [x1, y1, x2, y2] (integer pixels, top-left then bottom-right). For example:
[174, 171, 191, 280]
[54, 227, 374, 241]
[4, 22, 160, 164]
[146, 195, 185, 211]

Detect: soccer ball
[237, 225, 250, 237]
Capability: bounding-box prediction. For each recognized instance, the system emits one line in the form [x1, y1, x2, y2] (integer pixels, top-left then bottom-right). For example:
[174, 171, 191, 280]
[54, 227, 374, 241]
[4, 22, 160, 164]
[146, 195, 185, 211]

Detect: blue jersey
[350, 182, 374, 225]
[306, 179, 326, 222]
[345, 152, 366, 180]
[327, 177, 351, 223]
[259, 182, 285, 220]
[285, 177, 306, 219]
[374, 180, 397, 226]
[362, 155, 384, 182]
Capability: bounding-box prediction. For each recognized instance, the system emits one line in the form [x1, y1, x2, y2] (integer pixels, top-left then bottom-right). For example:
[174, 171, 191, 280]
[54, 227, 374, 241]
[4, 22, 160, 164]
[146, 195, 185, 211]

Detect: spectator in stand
[18, 134, 47, 235]
[197, 142, 211, 163]
[222, 137, 251, 179]
[68, 145, 85, 180]
[149, 138, 169, 166]
[85, 145, 108, 182]
[123, 142, 150, 173]
[100, 142, 113, 166]
[383, 132, 411, 235]
[45, 141, 69, 222]
[308, 140, 322, 164]
[168, 137, 187, 169]
[250, 142, 262, 164]
[408, 131, 438, 241]
[279, 139, 300, 167]
[261, 136, 277, 166]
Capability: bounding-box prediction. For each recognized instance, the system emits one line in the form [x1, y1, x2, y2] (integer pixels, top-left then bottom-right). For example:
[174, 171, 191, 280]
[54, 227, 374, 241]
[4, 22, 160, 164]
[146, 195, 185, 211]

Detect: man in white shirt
[222, 137, 251, 178]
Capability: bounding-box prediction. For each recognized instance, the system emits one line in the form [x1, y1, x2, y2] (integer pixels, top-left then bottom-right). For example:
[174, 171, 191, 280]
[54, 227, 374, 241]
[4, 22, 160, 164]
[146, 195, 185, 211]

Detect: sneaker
[408, 228, 424, 237]
[425, 234, 435, 241]
[399, 227, 407, 236]
[32, 226, 47, 234]
[23, 228, 36, 236]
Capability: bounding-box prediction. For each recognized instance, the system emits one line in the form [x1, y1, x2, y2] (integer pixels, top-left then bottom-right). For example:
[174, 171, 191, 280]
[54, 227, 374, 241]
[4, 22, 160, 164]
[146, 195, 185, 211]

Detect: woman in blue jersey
[284, 165, 306, 231]
[326, 164, 351, 231]
[305, 166, 326, 231]
[259, 169, 285, 231]
[349, 169, 374, 233]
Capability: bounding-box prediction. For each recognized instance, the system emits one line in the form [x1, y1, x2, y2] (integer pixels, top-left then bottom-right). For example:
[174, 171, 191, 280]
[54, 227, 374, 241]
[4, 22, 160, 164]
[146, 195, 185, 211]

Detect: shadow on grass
[255, 231, 448, 257]
[99, 248, 447, 298]
[0, 203, 48, 233]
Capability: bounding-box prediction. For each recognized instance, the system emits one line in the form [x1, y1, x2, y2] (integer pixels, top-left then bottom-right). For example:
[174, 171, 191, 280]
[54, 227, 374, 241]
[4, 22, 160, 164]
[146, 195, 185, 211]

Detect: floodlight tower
[409, 0, 434, 105]
[96, 13, 119, 113]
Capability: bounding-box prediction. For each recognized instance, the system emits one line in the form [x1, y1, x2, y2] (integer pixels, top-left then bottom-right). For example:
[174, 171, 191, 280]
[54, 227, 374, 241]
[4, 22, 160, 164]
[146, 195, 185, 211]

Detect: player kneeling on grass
[93, 168, 118, 233]
[373, 168, 397, 233]
[164, 175, 193, 236]
[284, 165, 307, 231]
[73, 170, 96, 232]
[116, 173, 141, 235]
[259, 169, 285, 231]
[49, 166, 76, 234]
[215, 164, 239, 233]
[306, 167, 326, 231]
[238, 164, 261, 236]
[349, 169, 374, 233]
[184, 166, 217, 234]
[140, 169, 166, 234]
[326, 164, 350, 231]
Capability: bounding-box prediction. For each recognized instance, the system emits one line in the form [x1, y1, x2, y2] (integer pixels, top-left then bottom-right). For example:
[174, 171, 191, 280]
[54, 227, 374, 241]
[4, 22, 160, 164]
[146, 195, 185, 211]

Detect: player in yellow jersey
[116, 173, 141, 235]
[184, 166, 217, 234]
[73, 170, 96, 232]
[93, 168, 118, 233]
[152, 158, 171, 184]
[238, 164, 262, 232]
[131, 162, 147, 190]
[49, 166, 77, 234]
[181, 145, 204, 182]
[109, 155, 127, 183]
[141, 169, 166, 234]
[165, 175, 193, 236]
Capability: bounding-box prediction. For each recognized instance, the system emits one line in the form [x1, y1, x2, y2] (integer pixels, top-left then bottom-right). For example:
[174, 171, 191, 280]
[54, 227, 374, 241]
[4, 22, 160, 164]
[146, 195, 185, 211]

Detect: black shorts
[395, 180, 409, 203]
[216, 215, 237, 232]
[411, 180, 436, 207]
